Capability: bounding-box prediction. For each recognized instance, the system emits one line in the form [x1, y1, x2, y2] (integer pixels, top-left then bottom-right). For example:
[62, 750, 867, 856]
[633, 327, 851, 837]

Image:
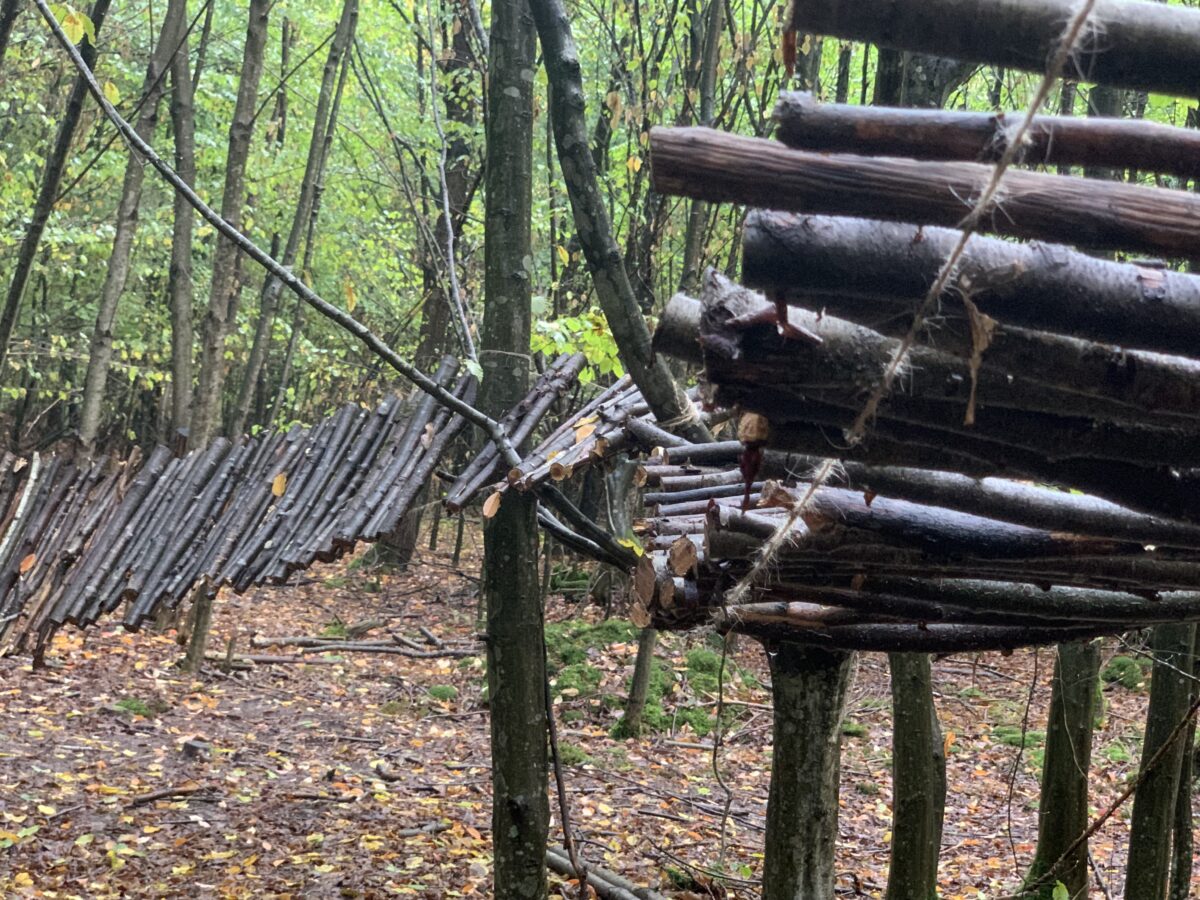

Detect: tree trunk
[762, 640, 853, 900]
[481, 0, 547, 893]
[1021, 642, 1100, 898]
[0, 0, 112, 387]
[617, 627, 658, 738]
[191, 0, 270, 447]
[1167, 630, 1199, 900]
[77, 0, 188, 453]
[529, 0, 709, 443]
[179, 586, 215, 673]
[1125, 622, 1198, 900]
[885, 651, 945, 900]
[229, 0, 358, 439]
[677, 0, 722, 295]
[167, 9, 196, 438]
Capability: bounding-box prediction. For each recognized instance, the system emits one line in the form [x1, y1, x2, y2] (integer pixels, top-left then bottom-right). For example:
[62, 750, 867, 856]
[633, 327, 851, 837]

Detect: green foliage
[427, 685, 458, 702]
[530, 309, 624, 384]
[319, 621, 348, 638]
[841, 721, 869, 738]
[553, 742, 593, 767]
[991, 725, 1046, 749]
[114, 696, 168, 717]
[1101, 655, 1149, 691]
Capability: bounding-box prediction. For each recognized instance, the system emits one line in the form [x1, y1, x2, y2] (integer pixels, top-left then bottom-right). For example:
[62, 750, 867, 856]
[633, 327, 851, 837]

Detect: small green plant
[427, 685, 458, 702]
[841, 721, 869, 738]
[319, 621, 348, 638]
[114, 696, 167, 717]
[1102, 655, 1148, 691]
[1103, 743, 1133, 764]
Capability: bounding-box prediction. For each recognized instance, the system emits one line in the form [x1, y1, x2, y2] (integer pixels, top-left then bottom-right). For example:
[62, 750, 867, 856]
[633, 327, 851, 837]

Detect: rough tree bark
[1125, 623, 1198, 900]
[529, 0, 709, 443]
[481, 0, 547, 893]
[1167, 630, 1199, 900]
[0, 0, 19, 74]
[0, 0, 112, 388]
[885, 652, 945, 900]
[190, 0, 270, 448]
[77, 0, 188, 453]
[1021, 642, 1100, 899]
[167, 7, 196, 435]
[761, 641, 853, 899]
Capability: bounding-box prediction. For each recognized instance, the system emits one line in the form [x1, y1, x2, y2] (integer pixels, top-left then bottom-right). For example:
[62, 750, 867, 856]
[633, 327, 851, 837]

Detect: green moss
[841, 721, 869, 738]
[992, 725, 1046, 749]
[114, 696, 169, 717]
[855, 781, 881, 795]
[379, 699, 406, 716]
[427, 685, 458, 702]
[1103, 743, 1133, 764]
[1101, 655, 1148, 691]
[555, 742, 593, 767]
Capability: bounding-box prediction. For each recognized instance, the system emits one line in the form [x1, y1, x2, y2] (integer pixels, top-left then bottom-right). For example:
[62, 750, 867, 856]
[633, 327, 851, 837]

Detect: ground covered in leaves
[0, 523, 1196, 898]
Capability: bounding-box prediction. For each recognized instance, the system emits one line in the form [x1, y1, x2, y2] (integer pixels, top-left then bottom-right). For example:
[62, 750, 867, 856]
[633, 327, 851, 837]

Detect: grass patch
[378, 700, 406, 716]
[427, 685, 458, 702]
[319, 621, 348, 639]
[555, 742, 593, 767]
[841, 721, 869, 739]
[114, 696, 169, 718]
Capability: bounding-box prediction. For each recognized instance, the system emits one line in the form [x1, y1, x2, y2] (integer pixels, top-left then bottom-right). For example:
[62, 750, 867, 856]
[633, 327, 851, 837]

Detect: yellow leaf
[61, 11, 84, 44]
[573, 422, 596, 444]
[103, 81, 120, 105]
[556, 245, 570, 267]
[13, 872, 33, 887]
[625, 155, 642, 173]
[616, 537, 644, 557]
[271, 472, 287, 497]
[37, 804, 56, 816]
[943, 730, 957, 757]
[482, 492, 502, 519]
[343, 278, 357, 313]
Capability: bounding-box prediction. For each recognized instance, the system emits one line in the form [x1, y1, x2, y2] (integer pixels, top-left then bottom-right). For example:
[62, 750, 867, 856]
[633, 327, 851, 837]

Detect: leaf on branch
[103, 81, 120, 105]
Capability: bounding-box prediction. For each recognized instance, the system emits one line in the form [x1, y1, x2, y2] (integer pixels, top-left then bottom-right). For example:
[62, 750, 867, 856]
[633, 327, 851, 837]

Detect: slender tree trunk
[167, 7, 196, 437]
[1021, 642, 1100, 899]
[179, 585, 214, 673]
[0, 0, 112, 387]
[834, 44, 852, 104]
[191, 0, 270, 447]
[77, 0, 188, 453]
[1166, 629, 1199, 900]
[228, 0, 357, 439]
[885, 652, 945, 900]
[1125, 623, 1198, 900]
[617, 626, 658, 737]
[529, 0, 709, 443]
[762, 641, 853, 900]
[678, 0, 722, 294]
[482, 0, 547, 894]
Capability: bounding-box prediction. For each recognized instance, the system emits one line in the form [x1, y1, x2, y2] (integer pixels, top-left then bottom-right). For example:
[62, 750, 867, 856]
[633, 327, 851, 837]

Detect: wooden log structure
[787, 0, 1200, 99]
[0, 354, 589, 654]
[774, 92, 1200, 180]
[650, 127, 1200, 263]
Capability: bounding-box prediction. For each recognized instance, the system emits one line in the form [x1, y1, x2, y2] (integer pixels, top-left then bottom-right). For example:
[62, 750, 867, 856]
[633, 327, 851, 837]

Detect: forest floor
[0, 520, 1195, 899]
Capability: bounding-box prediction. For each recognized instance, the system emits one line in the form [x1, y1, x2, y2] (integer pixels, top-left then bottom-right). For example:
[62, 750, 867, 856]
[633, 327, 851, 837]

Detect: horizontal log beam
[741, 211, 1200, 359]
[775, 92, 1200, 180]
[789, 0, 1200, 98]
[650, 127, 1200, 262]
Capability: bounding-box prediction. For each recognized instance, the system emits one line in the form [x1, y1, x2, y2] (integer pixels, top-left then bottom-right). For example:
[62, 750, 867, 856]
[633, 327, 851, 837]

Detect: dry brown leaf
[271, 473, 287, 497]
[482, 492, 502, 519]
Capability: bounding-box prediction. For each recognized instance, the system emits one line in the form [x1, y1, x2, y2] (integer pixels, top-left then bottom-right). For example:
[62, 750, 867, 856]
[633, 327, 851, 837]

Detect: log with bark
[788, 0, 1200, 99]
[774, 91, 1200, 180]
[741, 210, 1200, 360]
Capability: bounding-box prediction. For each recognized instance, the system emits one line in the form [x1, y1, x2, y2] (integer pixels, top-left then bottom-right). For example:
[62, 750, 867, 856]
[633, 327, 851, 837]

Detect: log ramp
[632, 74, 1200, 651]
[0, 354, 585, 655]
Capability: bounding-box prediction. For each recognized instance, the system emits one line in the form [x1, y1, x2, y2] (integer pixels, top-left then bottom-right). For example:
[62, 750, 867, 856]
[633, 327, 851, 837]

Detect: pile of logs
[637, 21, 1200, 650]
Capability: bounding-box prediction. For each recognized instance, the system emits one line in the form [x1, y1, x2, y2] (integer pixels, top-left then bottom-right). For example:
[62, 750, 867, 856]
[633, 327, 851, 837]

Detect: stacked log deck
[642, 31, 1200, 651]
